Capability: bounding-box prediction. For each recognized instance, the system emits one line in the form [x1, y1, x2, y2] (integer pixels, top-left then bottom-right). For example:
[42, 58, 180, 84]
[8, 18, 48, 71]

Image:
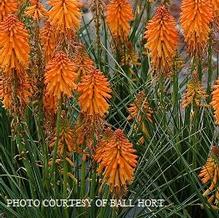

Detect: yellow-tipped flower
[25, 0, 47, 21]
[180, 0, 213, 56]
[77, 69, 112, 117]
[199, 146, 219, 208]
[44, 52, 77, 99]
[0, 15, 30, 73]
[145, 5, 179, 75]
[0, 0, 18, 21]
[48, 0, 81, 32]
[106, 0, 133, 40]
[182, 72, 207, 108]
[94, 129, 138, 197]
[211, 79, 219, 124]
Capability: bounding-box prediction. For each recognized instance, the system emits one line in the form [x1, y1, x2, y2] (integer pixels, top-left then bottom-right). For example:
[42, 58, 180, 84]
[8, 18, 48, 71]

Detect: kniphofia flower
[106, 0, 134, 40]
[212, 0, 219, 16]
[49, 117, 81, 156]
[0, 73, 11, 109]
[211, 79, 219, 124]
[0, 0, 18, 21]
[94, 129, 138, 197]
[128, 91, 153, 142]
[182, 72, 207, 108]
[43, 92, 58, 115]
[180, 0, 213, 56]
[44, 52, 77, 99]
[50, 127, 75, 155]
[72, 46, 95, 80]
[121, 42, 139, 66]
[73, 114, 105, 148]
[40, 22, 58, 62]
[145, 5, 179, 75]
[25, 0, 47, 21]
[199, 146, 219, 208]
[77, 69, 112, 117]
[48, 0, 81, 32]
[0, 15, 30, 73]
[128, 91, 153, 123]
[0, 71, 32, 112]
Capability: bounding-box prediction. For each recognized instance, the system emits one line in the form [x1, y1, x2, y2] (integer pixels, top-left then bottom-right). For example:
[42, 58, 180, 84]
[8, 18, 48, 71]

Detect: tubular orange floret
[49, 117, 81, 156]
[94, 129, 138, 197]
[182, 72, 208, 108]
[0, 0, 18, 21]
[43, 91, 58, 137]
[212, 0, 219, 16]
[72, 46, 95, 80]
[199, 146, 219, 208]
[0, 15, 30, 73]
[128, 91, 153, 122]
[180, 0, 213, 57]
[43, 92, 58, 115]
[40, 22, 59, 62]
[106, 0, 133, 40]
[25, 0, 48, 21]
[48, 0, 81, 33]
[145, 5, 179, 75]
[0, 71, 33, 112]
[73, 114, 105, 148]
[0, 73, 12, 109]
[211, 79, 219, 124]
[77, 69, 112, 117]
[44, 52, 77, 99]
[128, 91, 153, 143]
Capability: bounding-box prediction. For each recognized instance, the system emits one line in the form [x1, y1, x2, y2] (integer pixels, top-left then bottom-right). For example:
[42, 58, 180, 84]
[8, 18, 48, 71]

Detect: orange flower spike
[50, 127, 75, 156]
[212, 0, 219, 16]
[40, 22, 58, 62]
[211, 79, 219, 124]
[145, 5, 179, 75]
[182, 72, 208, 108]
[0, 73, 12, 109]
[106, 0, 133, 39]
[94, 129, 137, 197]
[48, 0, 81, 32]
[0, 71, 32, 111]
[73, 114, 105, 148]
[199, 146, 219, 208]
[44, 52, 77, 99]
[0, 15, 30, 72]
[0, 0, 18, 21]
[180, 0, 213, 57]
[72, 47, 95, 79]
[16, 73, 33, 109]
[128, 91, 153, 123]
[43, 92, 58, 115]
[25, 0, 48, 21]
[128, 91, 153, 143]
[77, 69, 112, 117]
[49, 111, 83, 155]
